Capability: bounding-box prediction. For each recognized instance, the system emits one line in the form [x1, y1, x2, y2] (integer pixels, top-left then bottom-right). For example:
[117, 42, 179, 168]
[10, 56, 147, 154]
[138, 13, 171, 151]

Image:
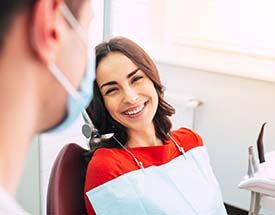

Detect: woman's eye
[132, 76, 143, 83]
[105, 88, 117, 95]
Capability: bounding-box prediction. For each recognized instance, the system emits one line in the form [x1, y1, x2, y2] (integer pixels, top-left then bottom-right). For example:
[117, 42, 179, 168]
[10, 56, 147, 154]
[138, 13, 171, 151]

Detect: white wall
[157, 62, 275, 210]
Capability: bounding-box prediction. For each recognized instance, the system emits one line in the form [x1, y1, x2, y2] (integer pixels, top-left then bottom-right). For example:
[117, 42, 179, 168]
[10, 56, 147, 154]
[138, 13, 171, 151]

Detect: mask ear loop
[48, 2, 90, 100]
[167, 133, 186, 160]
[60, 2, 88, 45]
[48, 64, 80, 100]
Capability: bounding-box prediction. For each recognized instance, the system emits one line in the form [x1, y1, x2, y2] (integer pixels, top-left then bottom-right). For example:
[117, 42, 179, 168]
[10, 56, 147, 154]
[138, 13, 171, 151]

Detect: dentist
[0, 0, 95, 213]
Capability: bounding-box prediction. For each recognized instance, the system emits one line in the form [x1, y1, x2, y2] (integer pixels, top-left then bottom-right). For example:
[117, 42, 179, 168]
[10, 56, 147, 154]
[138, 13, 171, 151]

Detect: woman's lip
[122, 101, 148, 117]
[123, 102, 147, 118]
[122, 101, 148, 114]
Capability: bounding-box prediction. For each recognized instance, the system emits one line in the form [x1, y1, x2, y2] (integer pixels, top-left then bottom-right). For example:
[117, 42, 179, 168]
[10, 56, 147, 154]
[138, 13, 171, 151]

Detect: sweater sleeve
[172, 127, 204, 152]
[84, 149, 122, 215]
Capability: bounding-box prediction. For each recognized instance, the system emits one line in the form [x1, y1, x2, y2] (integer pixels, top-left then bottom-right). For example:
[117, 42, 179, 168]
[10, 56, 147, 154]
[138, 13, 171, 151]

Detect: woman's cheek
[104, 98, 117, 114]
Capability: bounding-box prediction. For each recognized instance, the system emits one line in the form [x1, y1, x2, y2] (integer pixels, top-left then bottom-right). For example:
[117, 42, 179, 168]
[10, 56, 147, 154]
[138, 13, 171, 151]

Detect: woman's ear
[31, 0, 63, 64]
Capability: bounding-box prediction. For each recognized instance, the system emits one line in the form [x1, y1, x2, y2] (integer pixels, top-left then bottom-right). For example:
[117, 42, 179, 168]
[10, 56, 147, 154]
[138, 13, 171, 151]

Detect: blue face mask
[43, 3, 95, 133]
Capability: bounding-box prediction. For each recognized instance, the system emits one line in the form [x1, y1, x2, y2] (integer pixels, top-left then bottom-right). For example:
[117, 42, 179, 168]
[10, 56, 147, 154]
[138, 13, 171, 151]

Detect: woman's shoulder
[171, 127, 203, 152]
[85, 148, 122, 191]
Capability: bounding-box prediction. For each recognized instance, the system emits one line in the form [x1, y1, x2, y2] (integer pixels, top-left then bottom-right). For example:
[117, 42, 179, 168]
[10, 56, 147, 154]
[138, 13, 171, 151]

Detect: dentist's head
[0, 0, 95, 201]
[1, 0, 94, 133]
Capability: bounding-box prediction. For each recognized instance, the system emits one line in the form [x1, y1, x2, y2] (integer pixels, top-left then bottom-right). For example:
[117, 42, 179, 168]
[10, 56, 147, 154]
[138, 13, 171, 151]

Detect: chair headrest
[47, 143, 89, 215]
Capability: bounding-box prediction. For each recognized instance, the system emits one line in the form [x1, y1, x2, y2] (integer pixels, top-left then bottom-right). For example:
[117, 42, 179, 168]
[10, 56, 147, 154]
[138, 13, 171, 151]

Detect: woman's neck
[127, 123, 162, 148]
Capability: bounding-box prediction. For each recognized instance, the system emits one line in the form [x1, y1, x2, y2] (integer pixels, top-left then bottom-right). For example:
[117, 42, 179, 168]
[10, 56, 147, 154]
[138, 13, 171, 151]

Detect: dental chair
[239, 150, 275, 214]
[47, 143, 89, 215]
[239, 123, 275, 215]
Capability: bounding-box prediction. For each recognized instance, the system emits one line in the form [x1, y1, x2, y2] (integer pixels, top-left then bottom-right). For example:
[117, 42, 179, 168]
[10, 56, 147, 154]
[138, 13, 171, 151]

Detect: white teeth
[125, 104, 145, 115]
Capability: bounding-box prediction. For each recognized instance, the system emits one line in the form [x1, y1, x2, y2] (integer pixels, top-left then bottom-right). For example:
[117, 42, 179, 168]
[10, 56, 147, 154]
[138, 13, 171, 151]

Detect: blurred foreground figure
[0, 0, 95, 213]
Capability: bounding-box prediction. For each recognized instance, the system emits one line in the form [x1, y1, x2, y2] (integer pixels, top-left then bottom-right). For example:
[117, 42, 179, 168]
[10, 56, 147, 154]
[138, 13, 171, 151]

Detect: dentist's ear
[31, 0, 63, 64]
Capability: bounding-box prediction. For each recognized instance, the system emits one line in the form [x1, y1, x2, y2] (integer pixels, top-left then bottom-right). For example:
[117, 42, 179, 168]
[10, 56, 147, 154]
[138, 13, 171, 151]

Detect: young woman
[84, 37, 227, 215]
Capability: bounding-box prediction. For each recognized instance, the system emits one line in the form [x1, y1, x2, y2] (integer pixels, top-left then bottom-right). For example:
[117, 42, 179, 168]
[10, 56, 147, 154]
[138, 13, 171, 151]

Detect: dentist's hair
[0, 0, 86, 51]
[86, 37, 175, 152]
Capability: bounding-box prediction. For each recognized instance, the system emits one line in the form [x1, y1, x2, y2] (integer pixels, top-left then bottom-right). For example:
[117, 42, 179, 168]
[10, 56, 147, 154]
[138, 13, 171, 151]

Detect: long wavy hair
[86, 37, 175, 153]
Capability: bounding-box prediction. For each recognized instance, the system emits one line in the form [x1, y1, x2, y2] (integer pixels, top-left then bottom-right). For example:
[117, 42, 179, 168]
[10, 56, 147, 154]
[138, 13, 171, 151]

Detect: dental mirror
[81, 110, 114, 142]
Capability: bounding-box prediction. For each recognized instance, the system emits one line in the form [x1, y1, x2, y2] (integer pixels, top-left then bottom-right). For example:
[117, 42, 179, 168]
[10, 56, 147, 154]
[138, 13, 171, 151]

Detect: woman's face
[96, 52, 158, 132]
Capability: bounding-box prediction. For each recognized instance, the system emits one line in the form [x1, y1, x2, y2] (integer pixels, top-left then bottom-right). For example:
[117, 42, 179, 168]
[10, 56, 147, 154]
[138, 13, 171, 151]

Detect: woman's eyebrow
[100, 68, 140, 89]
[127, 68, 140, 79]
[100, 81, 117, 89]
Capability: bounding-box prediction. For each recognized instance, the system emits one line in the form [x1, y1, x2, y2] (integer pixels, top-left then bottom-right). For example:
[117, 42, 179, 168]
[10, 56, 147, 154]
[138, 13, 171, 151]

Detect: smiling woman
[97, 54, 159, 138]
[84, 37, 228, 215]
[87, 37, 175, 151]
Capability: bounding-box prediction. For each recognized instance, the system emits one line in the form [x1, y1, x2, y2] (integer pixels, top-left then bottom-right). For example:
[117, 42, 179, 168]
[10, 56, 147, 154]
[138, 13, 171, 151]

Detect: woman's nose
[122, 88, 138, 104]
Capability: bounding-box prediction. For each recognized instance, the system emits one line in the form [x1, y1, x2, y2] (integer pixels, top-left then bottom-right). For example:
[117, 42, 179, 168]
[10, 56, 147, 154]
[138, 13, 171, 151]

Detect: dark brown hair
[86, 37, 175, 152]
[0, 0, 86, 50]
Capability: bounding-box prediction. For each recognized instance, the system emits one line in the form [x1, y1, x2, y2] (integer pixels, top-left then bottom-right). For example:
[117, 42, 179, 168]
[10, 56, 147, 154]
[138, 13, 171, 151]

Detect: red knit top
[84, 127, 203, 215]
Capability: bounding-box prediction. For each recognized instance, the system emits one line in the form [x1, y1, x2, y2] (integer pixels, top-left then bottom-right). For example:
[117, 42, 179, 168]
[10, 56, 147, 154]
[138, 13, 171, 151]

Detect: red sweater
[84, 128, 203, 215]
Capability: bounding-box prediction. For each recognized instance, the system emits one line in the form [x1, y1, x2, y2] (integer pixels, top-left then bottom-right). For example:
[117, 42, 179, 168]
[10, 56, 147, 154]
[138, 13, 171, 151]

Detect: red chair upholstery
[47, 143, 89, 215]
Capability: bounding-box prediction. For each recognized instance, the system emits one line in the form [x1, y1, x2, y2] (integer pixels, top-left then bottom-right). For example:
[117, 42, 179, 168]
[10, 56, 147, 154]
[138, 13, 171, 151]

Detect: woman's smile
[122, 101, 148, 119]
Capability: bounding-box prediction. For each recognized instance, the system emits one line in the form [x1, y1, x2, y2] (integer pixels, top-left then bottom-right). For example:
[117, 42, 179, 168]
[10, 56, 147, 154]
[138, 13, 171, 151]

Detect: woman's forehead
[96, 52, 139, 82]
